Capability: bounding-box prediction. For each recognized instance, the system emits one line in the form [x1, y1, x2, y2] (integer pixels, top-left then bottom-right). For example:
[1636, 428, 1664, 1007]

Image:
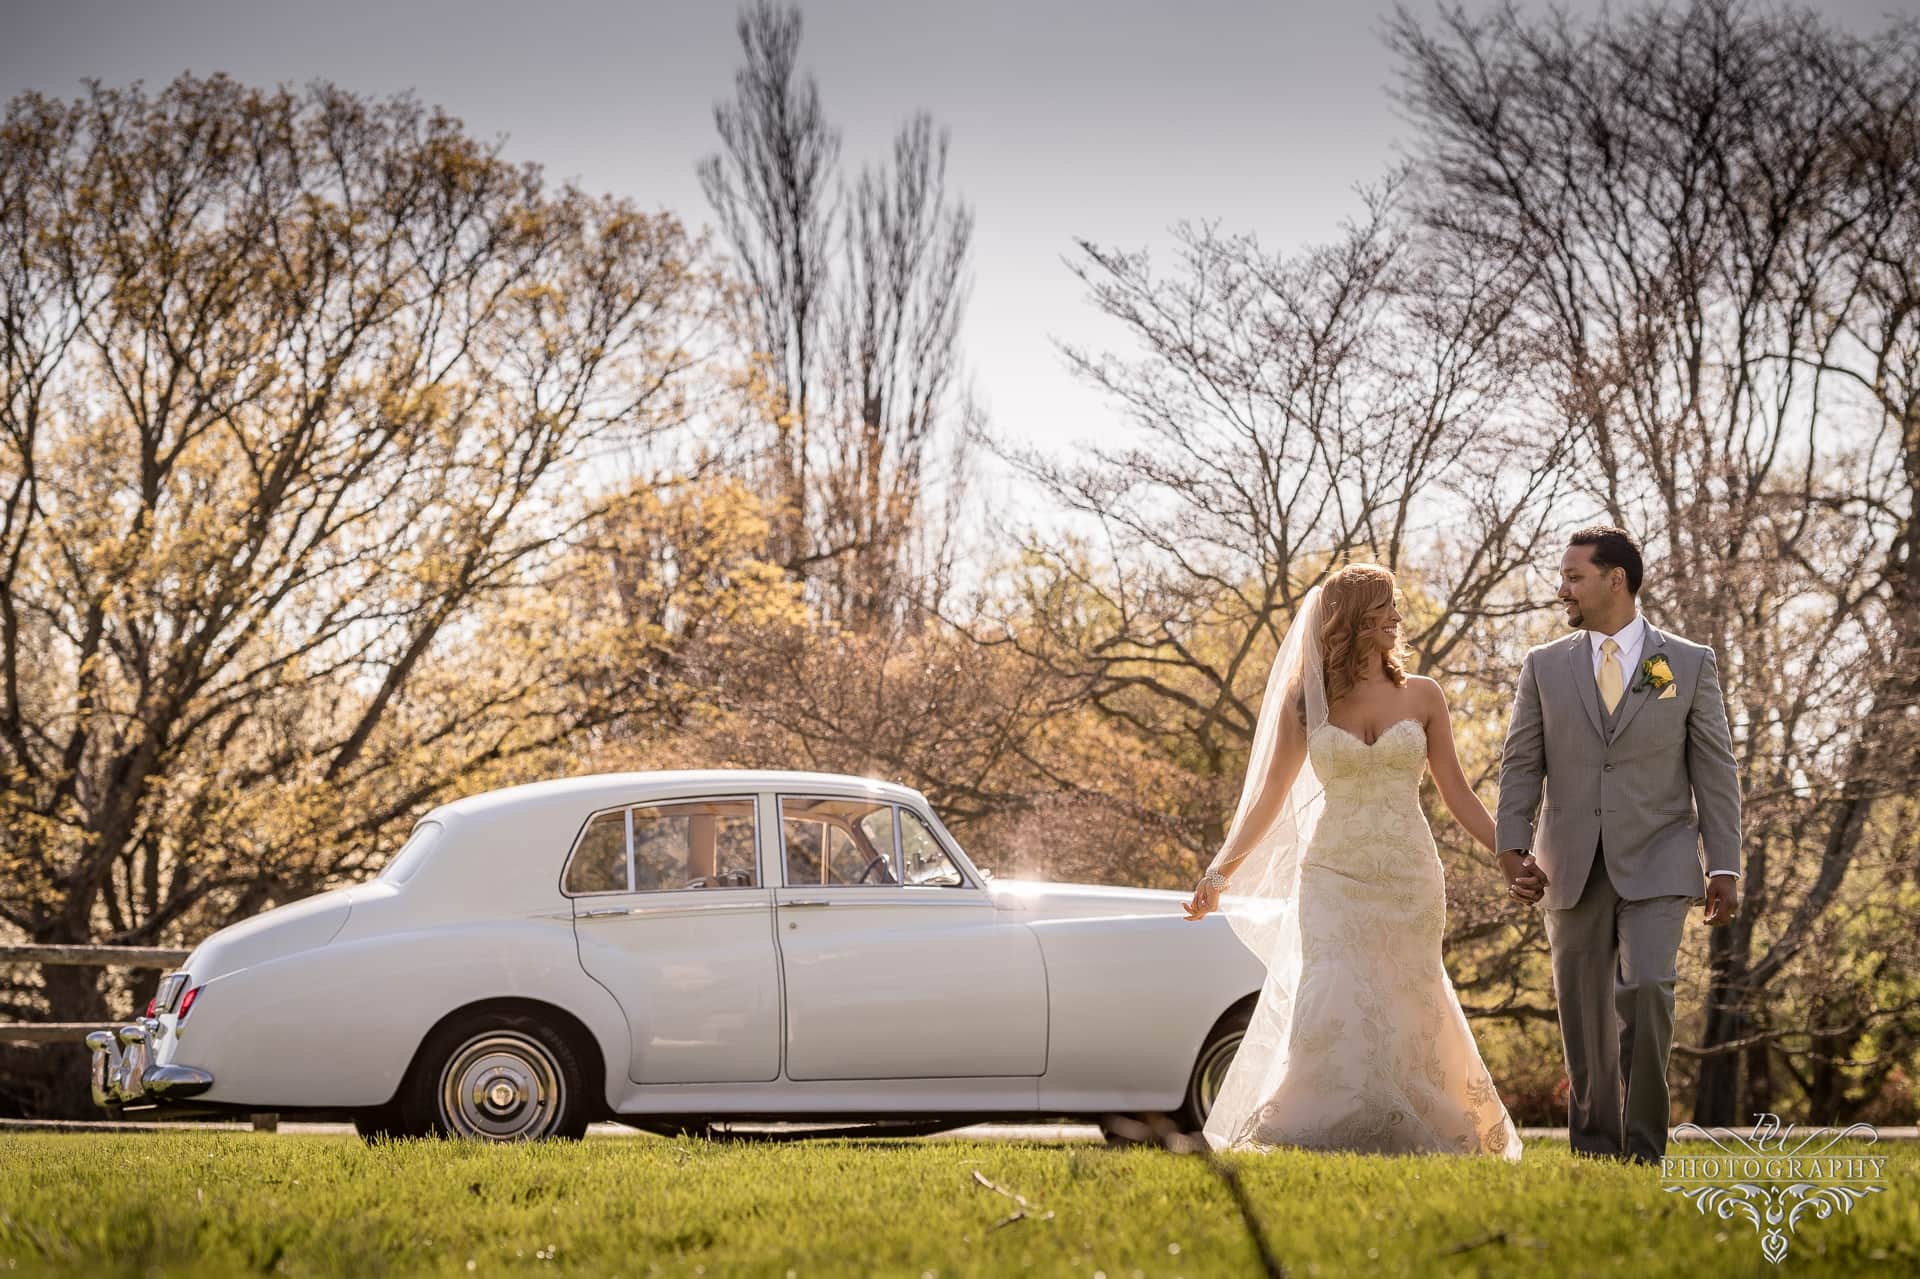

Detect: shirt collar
[1588, 613, 1645, 657]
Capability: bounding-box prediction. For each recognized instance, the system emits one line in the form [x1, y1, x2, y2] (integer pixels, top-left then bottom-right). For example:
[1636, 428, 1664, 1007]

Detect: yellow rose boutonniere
[1637, 654, 1677, 698]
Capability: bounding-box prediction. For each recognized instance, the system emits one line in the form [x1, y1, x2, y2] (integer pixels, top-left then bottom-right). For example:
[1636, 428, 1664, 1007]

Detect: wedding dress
[1205, 716, 1522, 1157]
[1198, 582, 1522, 1160]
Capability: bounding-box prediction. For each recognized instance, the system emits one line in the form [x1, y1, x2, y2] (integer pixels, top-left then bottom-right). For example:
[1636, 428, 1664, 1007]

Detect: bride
[1183, 564, 1524, 1159]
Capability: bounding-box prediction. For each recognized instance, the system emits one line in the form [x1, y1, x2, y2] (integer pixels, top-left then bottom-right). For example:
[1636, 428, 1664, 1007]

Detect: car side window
[634, 799, 758, 890]
[563, 797, 759, 895]
[565, 811, 629, 894]
[780, 796, 901, 886]
[900, 808, 965, 887]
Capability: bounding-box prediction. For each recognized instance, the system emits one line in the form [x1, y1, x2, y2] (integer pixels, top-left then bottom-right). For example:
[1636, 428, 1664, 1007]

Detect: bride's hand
[1497, 849, 1549, 904]
[1183, 878, 1222, 921]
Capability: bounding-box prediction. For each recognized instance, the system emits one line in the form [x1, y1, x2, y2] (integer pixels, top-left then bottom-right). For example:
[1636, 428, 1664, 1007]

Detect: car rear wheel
[351, 1101, 408, 1142]
[401, 1011, 589, 1142]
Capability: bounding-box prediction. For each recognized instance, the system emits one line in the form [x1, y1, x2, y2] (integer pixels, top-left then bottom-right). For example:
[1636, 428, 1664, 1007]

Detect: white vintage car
[88, 770, 1264, 1141]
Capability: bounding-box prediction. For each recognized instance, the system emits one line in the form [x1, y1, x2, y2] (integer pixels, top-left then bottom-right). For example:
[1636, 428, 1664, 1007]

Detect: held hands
[1498, 850, 1550, 905]
[1702, 875, 1739, 927]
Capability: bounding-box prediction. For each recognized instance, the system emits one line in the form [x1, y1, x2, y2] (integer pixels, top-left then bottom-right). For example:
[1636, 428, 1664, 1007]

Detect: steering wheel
[686, 867, 755, 889]
[856, 854, 895, 885]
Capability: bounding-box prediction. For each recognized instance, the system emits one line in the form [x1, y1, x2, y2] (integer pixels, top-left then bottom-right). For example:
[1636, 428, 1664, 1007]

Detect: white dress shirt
[1588, 613, 1739, 881]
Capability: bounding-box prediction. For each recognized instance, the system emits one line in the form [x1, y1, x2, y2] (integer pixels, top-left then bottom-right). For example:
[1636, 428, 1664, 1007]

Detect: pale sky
[4, 0, 1914, 492]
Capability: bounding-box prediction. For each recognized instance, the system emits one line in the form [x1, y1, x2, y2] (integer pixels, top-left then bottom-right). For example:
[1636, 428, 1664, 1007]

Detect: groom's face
[1557, 546, 1615, 628]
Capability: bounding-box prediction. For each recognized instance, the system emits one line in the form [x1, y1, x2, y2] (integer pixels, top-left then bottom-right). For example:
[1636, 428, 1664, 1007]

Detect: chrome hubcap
[1194, 1030, 1244, 1121]
[439, 1031, 563, 1141]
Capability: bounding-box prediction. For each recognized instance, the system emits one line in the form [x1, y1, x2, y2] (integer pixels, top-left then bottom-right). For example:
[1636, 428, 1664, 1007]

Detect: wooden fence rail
[5, 1023, 134, 1044]
[1, 942, 191, 1045]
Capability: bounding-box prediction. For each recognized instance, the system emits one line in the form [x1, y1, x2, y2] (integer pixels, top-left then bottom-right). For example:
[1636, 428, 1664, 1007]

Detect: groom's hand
[1498, 849, 1549, 904]
[1702, 875, 1739, 927]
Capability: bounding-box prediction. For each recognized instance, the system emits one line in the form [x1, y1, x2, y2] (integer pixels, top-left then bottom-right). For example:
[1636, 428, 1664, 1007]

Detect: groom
[1495, 527, 1742, 1165]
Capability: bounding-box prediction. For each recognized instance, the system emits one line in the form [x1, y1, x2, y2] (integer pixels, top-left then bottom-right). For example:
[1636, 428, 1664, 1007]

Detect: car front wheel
[1174, 1002, 1250, 1134]
[1099, 1002, 1251, 1145]
[401, 1011, 589, 1142]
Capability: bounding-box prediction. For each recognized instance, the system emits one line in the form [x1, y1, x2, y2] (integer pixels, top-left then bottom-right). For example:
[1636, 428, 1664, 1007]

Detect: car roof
[427, 768, 927, 825]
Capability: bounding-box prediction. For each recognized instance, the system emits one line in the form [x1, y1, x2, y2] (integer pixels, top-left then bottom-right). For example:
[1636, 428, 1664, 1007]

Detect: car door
[773, 794, 1048, 1080]
[567, 793, 781, 1084]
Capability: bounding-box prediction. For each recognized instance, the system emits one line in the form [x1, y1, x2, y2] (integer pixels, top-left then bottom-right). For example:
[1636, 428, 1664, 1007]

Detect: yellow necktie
[1599, 637, 1624, 713]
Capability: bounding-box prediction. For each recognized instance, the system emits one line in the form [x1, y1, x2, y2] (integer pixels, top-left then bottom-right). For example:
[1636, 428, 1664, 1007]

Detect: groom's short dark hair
[1569, 526, 1644, 594]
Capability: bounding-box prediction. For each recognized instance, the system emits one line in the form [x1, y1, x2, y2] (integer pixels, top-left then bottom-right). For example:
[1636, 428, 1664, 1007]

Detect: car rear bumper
[87, 1022, 214, 1107]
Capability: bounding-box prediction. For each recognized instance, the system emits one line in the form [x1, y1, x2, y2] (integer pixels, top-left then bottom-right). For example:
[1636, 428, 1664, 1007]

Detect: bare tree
[699, 2, 974, 621]
[819, 114, 974, 626]
[978, 188, 1562, 860]
[698, 0, 839, 570]
[1390, 0, 1920, 1122]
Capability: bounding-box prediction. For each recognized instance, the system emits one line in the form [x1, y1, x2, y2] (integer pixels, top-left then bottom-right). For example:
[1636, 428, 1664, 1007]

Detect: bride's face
[1361, 600, 1403, 654]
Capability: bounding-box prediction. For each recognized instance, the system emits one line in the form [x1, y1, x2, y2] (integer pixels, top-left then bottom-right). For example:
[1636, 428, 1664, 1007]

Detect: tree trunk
[1693, 1003, 1742, 1125]
[1743, 1036, 1775, 1119]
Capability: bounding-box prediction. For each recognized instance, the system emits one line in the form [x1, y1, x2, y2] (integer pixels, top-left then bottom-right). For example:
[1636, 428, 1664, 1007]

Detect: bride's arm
[1183, 697, 1311, 919]
[1418, 677, 1497, 853]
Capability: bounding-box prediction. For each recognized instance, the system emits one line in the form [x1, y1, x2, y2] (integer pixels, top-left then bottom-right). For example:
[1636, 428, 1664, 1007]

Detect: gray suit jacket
[1496, 623, 1742, 909]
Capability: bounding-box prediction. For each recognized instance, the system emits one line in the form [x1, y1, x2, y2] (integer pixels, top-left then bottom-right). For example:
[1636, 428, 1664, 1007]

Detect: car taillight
[145, 996, 156, 1017]
[177, 986, 202, 1021]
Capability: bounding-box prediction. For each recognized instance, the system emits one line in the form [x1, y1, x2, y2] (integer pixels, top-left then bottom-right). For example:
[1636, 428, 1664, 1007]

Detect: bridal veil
[1201, 585, 1329, 1149]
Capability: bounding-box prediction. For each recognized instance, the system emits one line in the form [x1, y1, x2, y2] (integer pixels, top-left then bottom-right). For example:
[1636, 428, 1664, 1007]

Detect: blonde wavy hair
[1318, 564, 1408, 708]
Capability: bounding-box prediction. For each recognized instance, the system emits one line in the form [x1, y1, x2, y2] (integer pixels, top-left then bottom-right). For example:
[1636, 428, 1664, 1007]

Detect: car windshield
[378, 821, 444, 884]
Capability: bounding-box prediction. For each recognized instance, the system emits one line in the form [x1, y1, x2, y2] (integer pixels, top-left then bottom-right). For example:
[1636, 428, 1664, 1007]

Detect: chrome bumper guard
[86, 1020, 214, 1107]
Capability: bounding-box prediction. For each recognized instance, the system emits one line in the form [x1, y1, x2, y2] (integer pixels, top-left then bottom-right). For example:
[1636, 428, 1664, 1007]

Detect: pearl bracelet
[1200, 870, 1228, 891]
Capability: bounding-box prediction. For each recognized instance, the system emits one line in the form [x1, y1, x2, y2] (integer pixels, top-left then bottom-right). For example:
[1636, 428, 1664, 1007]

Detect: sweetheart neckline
[1317, 717, 1425, 748]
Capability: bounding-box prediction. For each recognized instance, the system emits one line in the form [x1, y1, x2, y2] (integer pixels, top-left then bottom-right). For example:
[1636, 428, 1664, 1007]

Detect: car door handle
[780, 899, 833, 908]
[577, 907, 629, 919]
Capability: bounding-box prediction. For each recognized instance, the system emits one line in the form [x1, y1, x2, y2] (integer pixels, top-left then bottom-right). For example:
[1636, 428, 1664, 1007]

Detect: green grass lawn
[0, 1132, 1913, 1277]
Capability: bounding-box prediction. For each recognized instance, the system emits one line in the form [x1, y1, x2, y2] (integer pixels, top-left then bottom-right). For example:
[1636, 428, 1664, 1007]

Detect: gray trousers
[1544, 847, 1691, 1163]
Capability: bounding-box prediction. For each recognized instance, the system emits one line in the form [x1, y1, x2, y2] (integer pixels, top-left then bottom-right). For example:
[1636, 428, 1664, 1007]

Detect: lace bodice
[1309, 717, 1427, 801]
[1302, 718, 1435, 882]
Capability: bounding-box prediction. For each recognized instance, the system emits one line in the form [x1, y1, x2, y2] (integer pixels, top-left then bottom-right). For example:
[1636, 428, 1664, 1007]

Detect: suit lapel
[1566, 632, 1605, 739]
[1610, 623, 1665, 742]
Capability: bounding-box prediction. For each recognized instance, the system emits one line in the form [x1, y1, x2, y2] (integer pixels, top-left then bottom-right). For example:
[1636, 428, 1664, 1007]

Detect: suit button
[1604, 764, 1613, 772]
[1594, 808, 1602, 816]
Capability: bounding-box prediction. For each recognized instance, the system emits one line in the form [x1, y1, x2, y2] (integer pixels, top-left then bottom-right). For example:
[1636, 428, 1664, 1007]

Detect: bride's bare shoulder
[1406, 675, 1450, 712]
